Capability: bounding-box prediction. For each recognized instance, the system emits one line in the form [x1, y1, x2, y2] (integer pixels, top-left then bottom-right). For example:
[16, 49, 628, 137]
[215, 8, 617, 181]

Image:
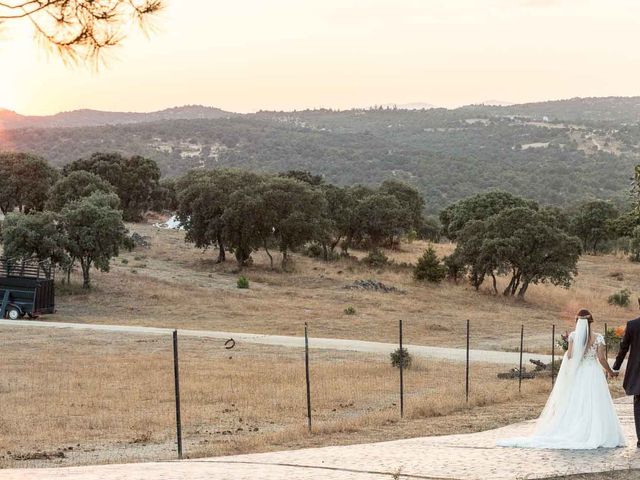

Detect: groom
[613, 317, 640, 447]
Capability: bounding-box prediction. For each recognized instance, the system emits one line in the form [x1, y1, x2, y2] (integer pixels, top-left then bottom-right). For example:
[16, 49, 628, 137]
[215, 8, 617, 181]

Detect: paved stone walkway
[1, 319, 552, 365]
[2, 398, 638, 480]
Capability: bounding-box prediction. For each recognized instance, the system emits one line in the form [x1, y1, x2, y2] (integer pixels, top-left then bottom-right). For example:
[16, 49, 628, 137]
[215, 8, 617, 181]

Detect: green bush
[362, 248, 389, 268]
[608, 288, 631, 307]
[443, 253, 465, 283]
[344, 306, 357, 315]
[237, 276, 250, 289]
[390, 347, 412, 369]
[414, 246, 446, 283]
[303, 242, 324, 258]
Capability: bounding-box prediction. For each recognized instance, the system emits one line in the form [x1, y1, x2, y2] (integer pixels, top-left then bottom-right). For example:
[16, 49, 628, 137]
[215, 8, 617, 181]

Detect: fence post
[172, 330, 183, 459]
[551, 324, 556, 387]
[399, 319, 404, 418]
[605, 322, 609, 359]
[465, 319, 470, 403]
[304, 323, 312, 432]
[518, 325, 524, 393]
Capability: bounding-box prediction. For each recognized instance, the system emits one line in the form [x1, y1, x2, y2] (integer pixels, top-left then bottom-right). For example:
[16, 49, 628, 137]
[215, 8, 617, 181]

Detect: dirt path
[1, 319, 553, 365]
[1, 398, 637, 480]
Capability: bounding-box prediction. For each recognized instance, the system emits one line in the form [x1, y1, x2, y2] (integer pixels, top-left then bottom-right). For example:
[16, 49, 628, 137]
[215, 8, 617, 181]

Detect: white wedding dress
[498, 318, 627, 449]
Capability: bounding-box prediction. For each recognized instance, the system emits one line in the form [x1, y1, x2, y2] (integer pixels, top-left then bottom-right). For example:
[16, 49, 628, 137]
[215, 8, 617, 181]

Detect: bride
[498, 309, 627, 449]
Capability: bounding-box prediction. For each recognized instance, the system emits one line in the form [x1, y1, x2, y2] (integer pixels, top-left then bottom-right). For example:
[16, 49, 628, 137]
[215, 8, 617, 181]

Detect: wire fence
[0, 320, 600, 466]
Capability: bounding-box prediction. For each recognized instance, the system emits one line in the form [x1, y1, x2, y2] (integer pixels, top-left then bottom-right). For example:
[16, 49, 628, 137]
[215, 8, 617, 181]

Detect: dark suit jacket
[613, 317, 640, 396]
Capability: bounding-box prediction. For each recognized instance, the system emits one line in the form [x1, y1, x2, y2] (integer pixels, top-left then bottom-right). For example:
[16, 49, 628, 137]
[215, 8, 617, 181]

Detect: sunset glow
[2, 0, 640, 115]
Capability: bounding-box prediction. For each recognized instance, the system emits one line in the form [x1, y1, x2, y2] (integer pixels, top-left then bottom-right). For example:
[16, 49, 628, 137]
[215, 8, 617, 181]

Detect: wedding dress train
[498, 319, 627, 449]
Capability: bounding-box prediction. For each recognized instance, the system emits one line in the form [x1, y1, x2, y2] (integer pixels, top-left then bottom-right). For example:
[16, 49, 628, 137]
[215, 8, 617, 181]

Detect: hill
[2, 97, 640, 212]
[0, 105, 233, 130]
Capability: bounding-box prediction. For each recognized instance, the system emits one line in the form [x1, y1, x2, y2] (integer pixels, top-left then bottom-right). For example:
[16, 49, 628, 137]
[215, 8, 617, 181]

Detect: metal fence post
[399, 319, 404, 418]
[172, 330, 183, 459]
[304, 323, 312, 432]
[465, 319, 470, 403]
[605, 322, 609, 359]
[518, 325, 524, 393]
[551, 324, 556, 387]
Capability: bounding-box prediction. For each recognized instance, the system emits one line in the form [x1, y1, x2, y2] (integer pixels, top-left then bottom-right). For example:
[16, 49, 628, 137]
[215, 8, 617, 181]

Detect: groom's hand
[610, 371, 620, 378]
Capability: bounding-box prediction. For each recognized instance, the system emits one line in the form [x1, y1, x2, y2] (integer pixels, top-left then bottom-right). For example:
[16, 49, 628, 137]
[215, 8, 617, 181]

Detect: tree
[0, 0, 163, 62]
[150, 177, 178, 212]
[257, 177, 326, 268]
[46, 170, 115, 211]
[414, 246, 446, 283]
[355, 193, 410, 248]
[222, 186, 273, 267]
[630, 226, 640, 262]
[279, 170, 324, 186]
[60, 192, 128, 289]
[175, 169, 263, 263]
[451, 206, 582, 297]
[380, 179, 425, 232]
[335, 185, 374, 254]
[569, 200, 618, 253]
[439, 191, 537, 240]
[0, 152, 59, 214]
[317, 184, 355, 257]
[0, 211, 67, 278]
[453, 219, 499, 291]
[475, 208, 581, 298]
[609, 210, 639, 239]
[63, 153, 160, 221]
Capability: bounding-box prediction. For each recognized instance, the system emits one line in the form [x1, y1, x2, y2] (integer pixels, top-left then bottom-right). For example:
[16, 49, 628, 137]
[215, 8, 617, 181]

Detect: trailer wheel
[7, 307, 21, 320]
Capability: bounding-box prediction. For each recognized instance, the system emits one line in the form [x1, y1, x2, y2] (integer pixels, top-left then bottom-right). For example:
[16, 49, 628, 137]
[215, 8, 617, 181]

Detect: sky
[1, 0, 640, 115]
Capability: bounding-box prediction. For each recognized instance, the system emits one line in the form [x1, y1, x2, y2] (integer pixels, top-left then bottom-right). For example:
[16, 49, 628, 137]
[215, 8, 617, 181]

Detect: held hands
[608, 370, 620, 379]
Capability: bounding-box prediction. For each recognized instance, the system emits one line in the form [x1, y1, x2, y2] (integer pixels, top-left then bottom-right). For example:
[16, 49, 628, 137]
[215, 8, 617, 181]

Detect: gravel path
[1, 398, 637, 480]
[0, 319, 552, 365]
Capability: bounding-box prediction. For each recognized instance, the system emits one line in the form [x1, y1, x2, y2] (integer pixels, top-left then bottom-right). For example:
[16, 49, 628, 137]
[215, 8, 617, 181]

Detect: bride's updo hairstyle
[576, 309, 594, 346]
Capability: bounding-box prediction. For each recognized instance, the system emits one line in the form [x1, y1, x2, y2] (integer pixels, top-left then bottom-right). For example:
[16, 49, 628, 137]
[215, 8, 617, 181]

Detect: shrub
[406, 229, 417, 244]
[608, 288, 631, 307]
[344, 306, 357, 315]
[237, 276, 250, 289]
[443, 253, 465, 283]
[362, 248, 389, 268]
[303, 242, 324, 259]
[390, 347, 412, 369]
[121, 258, 129, 265]
[414, 246, 446, 283]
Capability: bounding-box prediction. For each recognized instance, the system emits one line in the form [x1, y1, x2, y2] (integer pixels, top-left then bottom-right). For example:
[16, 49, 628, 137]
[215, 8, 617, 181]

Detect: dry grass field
[47, 221, 640, 353]
[2, 221, 637, 470]
[0, 326, 568, 468]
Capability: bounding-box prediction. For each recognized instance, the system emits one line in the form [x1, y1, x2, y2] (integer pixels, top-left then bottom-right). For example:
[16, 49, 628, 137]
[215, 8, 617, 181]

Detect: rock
[344, 279, 406, 294]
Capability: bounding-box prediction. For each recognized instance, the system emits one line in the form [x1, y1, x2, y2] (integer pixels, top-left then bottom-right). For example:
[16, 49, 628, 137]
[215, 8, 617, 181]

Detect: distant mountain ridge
[5, 96, 640, 131]
[0, 105, 233, 130]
